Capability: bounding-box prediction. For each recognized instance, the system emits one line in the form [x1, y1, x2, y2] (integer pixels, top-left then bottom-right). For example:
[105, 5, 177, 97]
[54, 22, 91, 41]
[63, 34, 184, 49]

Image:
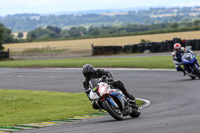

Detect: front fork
[102, 94, 125, 110]
[185, 63, 200, 74]
[102, 97, 119, 108]
[196, 61, 200, 68]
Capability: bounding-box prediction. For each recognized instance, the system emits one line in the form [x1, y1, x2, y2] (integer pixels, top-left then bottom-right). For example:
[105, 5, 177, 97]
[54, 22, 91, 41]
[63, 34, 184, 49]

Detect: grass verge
[0, 89, 143, 127]
[0, 55, 194, 69]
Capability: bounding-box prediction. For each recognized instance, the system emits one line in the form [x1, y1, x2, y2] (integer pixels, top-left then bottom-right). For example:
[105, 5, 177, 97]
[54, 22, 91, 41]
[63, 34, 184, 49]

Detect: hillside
[1, 6, 200, 32]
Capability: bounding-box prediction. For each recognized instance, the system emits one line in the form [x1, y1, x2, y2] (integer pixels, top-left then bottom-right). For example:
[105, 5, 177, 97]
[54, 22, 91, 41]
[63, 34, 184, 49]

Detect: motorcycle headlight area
[98, 85, 107, 95]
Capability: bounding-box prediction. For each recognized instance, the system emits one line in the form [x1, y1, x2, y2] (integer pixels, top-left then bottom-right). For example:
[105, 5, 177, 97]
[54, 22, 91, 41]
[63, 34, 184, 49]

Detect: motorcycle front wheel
[192, 66, 200, 79]
[102, 100, 123, 121]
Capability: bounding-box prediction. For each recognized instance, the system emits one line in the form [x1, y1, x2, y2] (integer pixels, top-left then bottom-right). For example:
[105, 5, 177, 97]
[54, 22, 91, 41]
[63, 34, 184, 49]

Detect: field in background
[4, 30, 200, 52]
[4, 31, 200, 59]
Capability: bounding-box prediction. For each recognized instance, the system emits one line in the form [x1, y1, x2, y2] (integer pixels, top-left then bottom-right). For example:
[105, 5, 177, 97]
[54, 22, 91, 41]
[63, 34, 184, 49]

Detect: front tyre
[192, 66, 200, 79]
[102, 100, 123, 121]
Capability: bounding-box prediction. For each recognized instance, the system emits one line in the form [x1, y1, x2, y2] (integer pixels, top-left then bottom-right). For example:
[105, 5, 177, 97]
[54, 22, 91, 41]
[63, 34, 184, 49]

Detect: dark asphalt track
[1, 68, 200, 133]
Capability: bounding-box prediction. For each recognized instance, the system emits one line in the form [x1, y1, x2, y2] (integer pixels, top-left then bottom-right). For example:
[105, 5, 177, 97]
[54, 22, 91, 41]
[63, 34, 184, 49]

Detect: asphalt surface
[1, 68, 200, 133]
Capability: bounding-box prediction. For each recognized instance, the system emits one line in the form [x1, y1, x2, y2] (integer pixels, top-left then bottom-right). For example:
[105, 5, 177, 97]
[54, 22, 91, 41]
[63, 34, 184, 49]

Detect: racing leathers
[82, 68, 135, 103]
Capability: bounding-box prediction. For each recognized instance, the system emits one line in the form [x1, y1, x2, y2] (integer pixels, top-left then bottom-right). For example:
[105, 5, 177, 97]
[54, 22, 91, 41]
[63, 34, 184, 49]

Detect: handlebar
[99, 77, 114, 84]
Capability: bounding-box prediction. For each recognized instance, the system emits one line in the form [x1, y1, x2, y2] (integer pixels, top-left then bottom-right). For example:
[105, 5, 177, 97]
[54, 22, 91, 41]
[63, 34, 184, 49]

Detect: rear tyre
[102, 100, 123, 121]
[130, 105, 141, 118]
[190, 76, 196, 79]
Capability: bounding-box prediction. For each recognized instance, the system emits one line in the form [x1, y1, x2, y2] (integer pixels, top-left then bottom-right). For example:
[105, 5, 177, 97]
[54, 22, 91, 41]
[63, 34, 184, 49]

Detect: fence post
[7, 49, 10, 59]
[50, 47, 52, 58]
[91, 44, 94, 56]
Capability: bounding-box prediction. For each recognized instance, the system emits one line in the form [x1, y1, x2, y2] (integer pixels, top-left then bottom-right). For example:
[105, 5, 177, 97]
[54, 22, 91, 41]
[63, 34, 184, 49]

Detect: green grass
[0, 89, 143, 126]
[10, 48, 69, 54]
[0, 89, 93, 126]
[0, 55, 189, 69]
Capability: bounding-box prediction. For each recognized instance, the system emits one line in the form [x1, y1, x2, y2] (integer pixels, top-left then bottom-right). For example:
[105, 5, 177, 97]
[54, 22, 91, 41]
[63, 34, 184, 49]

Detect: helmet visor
[83, 72, 95, 79]
[175, 48, 181, 52]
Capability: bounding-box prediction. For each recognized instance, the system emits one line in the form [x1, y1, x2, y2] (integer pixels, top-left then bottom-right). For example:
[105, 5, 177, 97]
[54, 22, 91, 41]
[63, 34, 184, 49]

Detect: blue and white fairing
[105, 89, 125, 110]
[181, 53, 200, 73]
[182, 53, 197, 65]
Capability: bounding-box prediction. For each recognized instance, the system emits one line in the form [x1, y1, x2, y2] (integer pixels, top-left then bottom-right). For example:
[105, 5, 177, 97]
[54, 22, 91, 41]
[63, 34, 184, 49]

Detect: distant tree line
[26, 20, 200, 42]
[1, 19, 200, 46]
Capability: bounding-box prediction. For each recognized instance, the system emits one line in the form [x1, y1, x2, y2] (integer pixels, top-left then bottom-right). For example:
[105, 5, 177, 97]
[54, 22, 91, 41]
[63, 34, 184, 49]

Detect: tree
[0, 25, 4, 50]
[170, 22, 179, 29]
[0, 23, 17, 50]
[46, 26, 61, 34]
[60, 30, 69, 38]
[27, 27, 60, 41]
[194, 20, 200, 29]
[17, 32, 24, 38]
[27, 31, 37, 42]
[68, 27, 86, 37]
[2, 25, 16, 44]
[89, 29, 100, 36]
[88, 27, 100, 36]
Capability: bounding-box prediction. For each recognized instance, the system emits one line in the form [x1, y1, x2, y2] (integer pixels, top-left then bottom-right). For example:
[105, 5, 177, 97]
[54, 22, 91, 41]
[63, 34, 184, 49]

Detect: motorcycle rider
[172, 43, 200, 75]
[82, 64, 135, 109]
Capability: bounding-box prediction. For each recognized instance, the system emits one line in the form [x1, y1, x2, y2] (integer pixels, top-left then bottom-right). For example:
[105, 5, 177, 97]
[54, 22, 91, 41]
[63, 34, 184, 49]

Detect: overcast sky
[0, 0, 200, 16]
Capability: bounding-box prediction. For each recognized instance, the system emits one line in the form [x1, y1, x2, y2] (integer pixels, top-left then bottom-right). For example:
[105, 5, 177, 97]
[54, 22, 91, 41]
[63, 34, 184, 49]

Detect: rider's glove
[85, 88, 91, 94]
[101, 75, 107, 80]
[99, 75, 107, 82]
[113, 80, 124, 87]
[176, 62, 182, 65]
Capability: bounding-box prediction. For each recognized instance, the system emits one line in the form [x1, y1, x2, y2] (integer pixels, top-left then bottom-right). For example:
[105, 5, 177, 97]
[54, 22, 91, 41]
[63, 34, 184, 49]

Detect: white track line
[136, 98, 151, 109]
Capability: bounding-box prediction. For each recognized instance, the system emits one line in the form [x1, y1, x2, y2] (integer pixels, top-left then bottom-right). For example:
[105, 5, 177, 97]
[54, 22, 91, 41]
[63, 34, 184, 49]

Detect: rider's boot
[125, 93, 137, 107]
[179, 67, 186, 76]
[183, 71, 186, 76]
[124, 92, 135, 100]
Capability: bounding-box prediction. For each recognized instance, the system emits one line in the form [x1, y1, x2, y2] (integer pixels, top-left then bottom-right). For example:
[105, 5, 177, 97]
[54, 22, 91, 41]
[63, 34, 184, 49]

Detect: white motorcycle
[88, 78, 140, 120]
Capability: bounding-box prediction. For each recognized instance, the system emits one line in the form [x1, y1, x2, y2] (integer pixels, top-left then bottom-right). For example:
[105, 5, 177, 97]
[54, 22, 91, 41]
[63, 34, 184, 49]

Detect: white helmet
[174, 43, 181, 52]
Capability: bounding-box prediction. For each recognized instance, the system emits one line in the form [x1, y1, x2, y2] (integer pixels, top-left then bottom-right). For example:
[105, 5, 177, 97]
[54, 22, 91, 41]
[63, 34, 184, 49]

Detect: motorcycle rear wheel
[130, 105, 141, 118]
[189, 75, 196, 79]
[102, 100, 123, 121]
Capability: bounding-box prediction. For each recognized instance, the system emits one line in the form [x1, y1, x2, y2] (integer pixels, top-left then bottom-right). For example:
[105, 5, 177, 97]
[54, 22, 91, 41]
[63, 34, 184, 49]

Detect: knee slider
[92, 101, 100, 109]
[176, 66, 181, 71]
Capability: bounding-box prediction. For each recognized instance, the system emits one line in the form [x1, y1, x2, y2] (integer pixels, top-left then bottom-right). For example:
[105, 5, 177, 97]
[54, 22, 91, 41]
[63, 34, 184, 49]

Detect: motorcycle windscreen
[182, 53, 196, 64]
[89, 78, 99, 91]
